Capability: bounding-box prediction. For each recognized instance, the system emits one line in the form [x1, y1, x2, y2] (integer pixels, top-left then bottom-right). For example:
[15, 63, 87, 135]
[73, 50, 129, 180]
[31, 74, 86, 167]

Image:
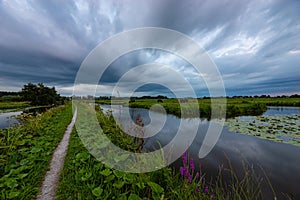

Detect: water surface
[0, 111, 22, 128]
[100, 105, 300, 199]
[263, 106, 300, 115]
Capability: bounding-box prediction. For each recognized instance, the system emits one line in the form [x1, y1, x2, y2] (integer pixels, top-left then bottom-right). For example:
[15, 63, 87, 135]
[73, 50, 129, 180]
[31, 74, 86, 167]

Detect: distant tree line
[201, 94, 300, 99]
[0, 91, 22, 102]
[94, 95, 168, 100]
[93, 94, 300, 100]
[227, 94, 300, 98]
[0, 91, 21, 97]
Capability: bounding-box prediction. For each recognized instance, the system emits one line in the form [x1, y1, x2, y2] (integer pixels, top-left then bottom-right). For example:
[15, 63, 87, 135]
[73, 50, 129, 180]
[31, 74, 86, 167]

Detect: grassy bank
[96, 97, 300, 119]
[0, 103, 73, 199]
[0, 101, 31, 110]
[56, 104, 266, 199]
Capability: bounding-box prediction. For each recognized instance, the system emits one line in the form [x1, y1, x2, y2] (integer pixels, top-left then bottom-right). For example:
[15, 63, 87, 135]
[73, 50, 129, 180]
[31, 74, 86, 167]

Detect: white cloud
[288, 50, 300, 54]
[213, 33, 265, 57]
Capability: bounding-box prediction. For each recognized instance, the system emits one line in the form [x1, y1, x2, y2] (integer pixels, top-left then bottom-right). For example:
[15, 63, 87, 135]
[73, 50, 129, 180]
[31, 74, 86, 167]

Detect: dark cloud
[0, 0, 299, 96]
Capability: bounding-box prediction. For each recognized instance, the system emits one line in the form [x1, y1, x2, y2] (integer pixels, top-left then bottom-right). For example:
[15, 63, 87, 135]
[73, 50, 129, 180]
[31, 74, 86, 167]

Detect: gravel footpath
[36, 108, 77, 200]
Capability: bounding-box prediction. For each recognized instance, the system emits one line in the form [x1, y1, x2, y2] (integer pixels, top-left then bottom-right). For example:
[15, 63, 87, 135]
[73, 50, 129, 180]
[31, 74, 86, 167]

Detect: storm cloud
[0, 0, 299, 96]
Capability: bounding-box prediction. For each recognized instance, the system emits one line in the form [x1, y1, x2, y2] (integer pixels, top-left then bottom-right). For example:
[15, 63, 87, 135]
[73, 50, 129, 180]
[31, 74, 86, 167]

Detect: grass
[0, 101, 31, 110]
[0, 102, 73, 199]
[56, 103, 268, 199]
[96, 97, 300, 119]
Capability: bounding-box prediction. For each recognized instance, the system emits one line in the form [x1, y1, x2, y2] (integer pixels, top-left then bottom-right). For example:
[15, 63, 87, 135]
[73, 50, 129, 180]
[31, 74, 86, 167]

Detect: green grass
[0, 103, 73, 199]
[96, 97, 300, 119]
[56, 104, 268, 199]
[0, 101, 31, 110]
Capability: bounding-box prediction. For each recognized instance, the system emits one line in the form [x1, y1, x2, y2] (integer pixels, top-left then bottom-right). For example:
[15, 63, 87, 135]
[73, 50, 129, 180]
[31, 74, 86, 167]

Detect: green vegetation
[56, 104, 267, 200]
[226, 114, 300, 146]
[0, 101, 31, 110]
[0, 103, 73, 199]
[21, 83, 65, 106]
[96, 97, 300, 119]
[0, 91, 22, 103]
[0, 83, 67, 111]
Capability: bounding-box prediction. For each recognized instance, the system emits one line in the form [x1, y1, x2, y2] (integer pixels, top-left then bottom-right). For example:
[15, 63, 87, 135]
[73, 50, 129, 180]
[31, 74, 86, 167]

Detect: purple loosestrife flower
[180, 167, 188, 177]
[190, 158, 195, 172]
[180, 167, 184, 176]
[188, 173, 193, 183]
[204, 186, 209, 193]
[211, 194, 215, 200]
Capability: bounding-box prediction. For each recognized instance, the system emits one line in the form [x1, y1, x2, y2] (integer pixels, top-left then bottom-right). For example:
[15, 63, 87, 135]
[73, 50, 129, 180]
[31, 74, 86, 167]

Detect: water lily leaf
[229, 114, 300, 146]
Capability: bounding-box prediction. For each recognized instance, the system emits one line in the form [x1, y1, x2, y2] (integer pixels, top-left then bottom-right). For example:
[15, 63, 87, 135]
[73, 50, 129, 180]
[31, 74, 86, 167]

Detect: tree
[21, 83, 62, 106]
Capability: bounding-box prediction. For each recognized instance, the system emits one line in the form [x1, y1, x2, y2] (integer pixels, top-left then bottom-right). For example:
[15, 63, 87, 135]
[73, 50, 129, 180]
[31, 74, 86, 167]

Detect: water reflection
[0, 106, 52, 129]
[264, 106, 300, 115]
[0, 111, 22, 128]
[101, 104, 300, 199]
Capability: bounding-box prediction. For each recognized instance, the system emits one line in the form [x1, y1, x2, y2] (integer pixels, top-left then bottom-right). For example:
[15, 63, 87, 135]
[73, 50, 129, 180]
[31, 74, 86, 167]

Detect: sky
[0, 0, 299, 97]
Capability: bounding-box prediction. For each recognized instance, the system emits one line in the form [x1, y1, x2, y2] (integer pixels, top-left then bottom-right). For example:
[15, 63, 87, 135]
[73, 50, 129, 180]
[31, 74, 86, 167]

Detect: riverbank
[0, 101, 31, 110]
[97, 97, 300, 119]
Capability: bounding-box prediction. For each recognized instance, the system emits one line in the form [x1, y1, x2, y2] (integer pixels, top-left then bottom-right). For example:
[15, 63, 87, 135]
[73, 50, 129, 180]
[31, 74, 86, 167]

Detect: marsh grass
[96, 97, 295, 119]
[0, 101, 31, 110]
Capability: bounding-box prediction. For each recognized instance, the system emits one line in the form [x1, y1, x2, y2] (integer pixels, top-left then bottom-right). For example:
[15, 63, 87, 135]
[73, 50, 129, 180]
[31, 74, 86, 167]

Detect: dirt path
[36, 108, 77, 200]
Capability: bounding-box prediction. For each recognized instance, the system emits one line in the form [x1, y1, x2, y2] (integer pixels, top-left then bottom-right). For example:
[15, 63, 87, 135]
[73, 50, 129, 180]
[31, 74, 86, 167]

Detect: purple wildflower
[179, 167, 184, 176]
[204, 186, 209, 193]
[196, 187, 200, 192]
[190, 158, 195, 171]
[211, 194, 215, 200]
[180, 167, 188, 177]
[187, 173, 193, 183]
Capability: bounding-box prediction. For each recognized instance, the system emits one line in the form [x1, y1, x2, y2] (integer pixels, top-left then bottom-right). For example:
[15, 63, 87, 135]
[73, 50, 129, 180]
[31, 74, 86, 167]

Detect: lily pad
[225, 114, 300, 146]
